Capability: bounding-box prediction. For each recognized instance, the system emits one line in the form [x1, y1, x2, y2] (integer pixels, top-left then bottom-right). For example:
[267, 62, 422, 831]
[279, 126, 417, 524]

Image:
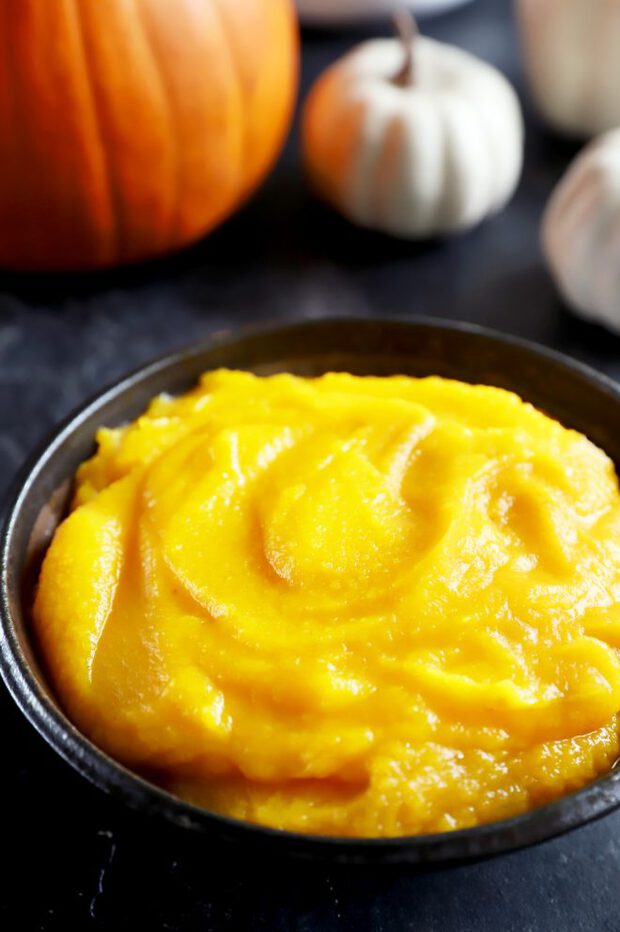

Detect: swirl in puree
[34, 370, 620, 836]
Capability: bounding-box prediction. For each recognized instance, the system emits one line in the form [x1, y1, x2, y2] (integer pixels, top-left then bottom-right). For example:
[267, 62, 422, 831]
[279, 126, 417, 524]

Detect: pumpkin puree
[34, 370, 620, 836]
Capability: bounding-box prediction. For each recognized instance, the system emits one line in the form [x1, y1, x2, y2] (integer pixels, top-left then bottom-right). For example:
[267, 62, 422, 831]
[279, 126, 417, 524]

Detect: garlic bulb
[302, 14, 524, 239]
[516, 0, 620, 137]
[543, 130, 620, 333]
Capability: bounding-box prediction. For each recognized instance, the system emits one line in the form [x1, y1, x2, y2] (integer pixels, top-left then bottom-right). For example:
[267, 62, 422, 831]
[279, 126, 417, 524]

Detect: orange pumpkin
[0, 0, 298, 270]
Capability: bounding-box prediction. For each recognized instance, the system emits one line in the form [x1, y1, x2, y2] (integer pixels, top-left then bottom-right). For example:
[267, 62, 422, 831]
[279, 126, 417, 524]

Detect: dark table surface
[3, 1, 620, 929]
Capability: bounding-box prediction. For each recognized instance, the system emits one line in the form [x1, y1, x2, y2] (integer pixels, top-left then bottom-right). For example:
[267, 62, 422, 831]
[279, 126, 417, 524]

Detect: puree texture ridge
[33, 370, 620, 837]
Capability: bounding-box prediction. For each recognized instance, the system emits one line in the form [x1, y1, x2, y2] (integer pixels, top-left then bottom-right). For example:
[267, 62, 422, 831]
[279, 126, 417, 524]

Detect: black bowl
[2, 317, 620, 866]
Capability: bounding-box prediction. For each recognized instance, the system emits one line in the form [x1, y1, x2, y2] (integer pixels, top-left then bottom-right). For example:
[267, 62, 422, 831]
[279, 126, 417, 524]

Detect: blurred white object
[516, 0, 620, 137]
[302, 14, 523, 239]
[543, 130, 620, 332]
[297, 0, 476, 25]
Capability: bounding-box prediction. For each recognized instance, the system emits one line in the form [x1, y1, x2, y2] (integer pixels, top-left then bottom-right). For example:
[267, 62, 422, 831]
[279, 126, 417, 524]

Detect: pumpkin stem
[393, 8, 418, 87]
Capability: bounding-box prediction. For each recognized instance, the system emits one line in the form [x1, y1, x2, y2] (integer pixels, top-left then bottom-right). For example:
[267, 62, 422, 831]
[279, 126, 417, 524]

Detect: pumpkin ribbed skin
[516, 0, 620, 138]
[543, 129, 620, 333]
[302, 37, 523, 239]
[0, 0, 298, 270]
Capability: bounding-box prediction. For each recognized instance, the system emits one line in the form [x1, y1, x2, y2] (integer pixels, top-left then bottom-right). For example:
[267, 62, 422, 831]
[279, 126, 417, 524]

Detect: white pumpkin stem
[393, 9, 418, 86]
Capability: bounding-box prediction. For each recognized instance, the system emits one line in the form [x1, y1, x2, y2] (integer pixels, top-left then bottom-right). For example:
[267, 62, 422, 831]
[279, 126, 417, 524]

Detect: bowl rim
[2, 315, 620, 865]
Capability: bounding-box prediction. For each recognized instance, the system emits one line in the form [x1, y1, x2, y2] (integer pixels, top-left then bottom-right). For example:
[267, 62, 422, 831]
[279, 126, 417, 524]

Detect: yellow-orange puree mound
[34, 371, 620, 836]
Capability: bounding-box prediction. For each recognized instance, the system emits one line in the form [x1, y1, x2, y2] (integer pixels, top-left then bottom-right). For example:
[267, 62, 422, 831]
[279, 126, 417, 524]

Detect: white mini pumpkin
[302, 15, 524, 239]
[543, 129, 620, 333]
[296, 0, 475, 25]
[516, 0, 620, 138]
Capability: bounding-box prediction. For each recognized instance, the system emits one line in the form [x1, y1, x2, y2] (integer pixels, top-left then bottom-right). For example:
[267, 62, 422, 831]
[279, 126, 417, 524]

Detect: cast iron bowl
[2, 318, 620, 866]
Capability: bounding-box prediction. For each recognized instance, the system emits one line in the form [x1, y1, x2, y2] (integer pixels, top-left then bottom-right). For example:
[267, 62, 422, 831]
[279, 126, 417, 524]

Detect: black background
[2, 0, 620, 929]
